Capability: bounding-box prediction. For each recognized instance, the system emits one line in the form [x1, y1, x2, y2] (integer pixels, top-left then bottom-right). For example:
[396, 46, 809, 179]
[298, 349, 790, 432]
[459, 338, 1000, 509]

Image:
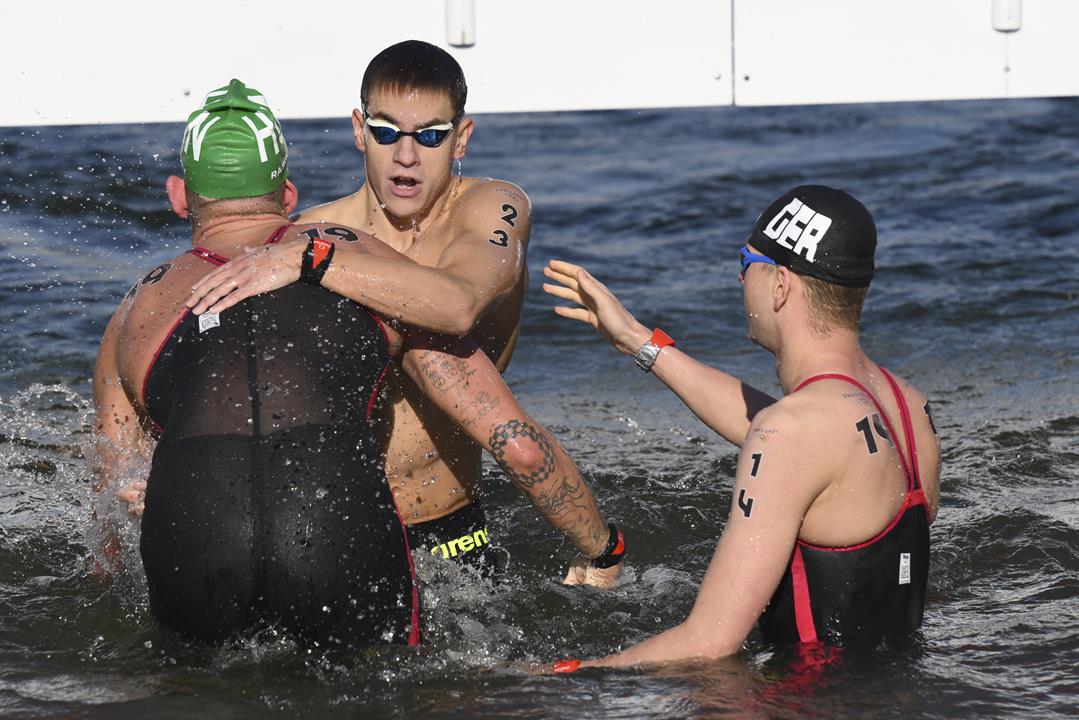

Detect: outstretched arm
[581, 405, 818, 666]
[399, 333, 621, 587]
[543, 260, 775, 447]
[188, 183, 530, 336]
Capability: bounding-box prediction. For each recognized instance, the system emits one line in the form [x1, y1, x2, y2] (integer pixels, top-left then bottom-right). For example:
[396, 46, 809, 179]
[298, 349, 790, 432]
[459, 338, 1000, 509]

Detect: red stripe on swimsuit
[139, 247, 230, 430]
[758, 368, 931, 644]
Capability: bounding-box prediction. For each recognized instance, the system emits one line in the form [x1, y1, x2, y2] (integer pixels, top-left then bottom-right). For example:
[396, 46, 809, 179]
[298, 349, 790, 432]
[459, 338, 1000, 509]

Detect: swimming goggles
[740, 246, 778, 279]
[364, 116, 454, 148]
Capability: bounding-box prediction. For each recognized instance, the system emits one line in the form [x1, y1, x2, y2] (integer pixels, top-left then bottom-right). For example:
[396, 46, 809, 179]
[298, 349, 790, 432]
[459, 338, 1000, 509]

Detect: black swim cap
[749, 185, 876, 288]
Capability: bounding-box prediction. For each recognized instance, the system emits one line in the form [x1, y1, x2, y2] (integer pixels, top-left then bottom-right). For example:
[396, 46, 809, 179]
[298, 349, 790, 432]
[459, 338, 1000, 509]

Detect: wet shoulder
[456, 178, 532, 217]
[749, 392, 834, 443]
[118, 251, 227, 337]
[881, 370, 929, 420]
[767, 382, 872, 447]
[295, 193, 363, 225]
[126, 252, 209, 310]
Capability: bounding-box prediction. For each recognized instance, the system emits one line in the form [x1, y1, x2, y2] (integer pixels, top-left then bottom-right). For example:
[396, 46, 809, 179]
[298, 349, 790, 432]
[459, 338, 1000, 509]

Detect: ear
[165, 175, 189, 218]
[773, 266, 793, 312]
[352, 108, 367, 153]
[452, 116, 474, 160]
[282, 179, 299, 215]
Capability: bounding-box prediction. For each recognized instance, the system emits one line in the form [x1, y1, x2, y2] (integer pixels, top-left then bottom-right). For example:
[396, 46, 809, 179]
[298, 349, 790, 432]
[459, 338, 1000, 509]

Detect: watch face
[634, 341, 661, 371]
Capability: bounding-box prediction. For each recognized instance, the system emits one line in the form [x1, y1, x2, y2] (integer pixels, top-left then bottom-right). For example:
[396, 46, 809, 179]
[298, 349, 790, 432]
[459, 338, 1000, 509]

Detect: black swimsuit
[139, 236, 420, 648]
[758, 369, 931, 645]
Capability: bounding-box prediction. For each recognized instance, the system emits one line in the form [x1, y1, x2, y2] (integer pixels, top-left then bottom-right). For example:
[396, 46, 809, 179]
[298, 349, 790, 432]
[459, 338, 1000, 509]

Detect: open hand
[187, 239, 305, 315]
[542, 260, 650, 355]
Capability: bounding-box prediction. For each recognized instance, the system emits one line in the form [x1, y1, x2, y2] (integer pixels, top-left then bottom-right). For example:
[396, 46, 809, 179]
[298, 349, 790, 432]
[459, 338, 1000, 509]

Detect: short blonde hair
[801, 275, 869, 334]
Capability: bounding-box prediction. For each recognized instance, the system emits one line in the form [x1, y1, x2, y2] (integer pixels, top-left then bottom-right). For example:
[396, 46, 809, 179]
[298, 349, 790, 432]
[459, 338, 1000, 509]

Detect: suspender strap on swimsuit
[879, 368, 922, 491]
[794, 371, 917, 488]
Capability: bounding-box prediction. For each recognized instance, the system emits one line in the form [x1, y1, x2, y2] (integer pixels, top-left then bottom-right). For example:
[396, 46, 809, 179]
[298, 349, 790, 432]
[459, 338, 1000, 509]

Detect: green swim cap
[180, 79, 289, 199]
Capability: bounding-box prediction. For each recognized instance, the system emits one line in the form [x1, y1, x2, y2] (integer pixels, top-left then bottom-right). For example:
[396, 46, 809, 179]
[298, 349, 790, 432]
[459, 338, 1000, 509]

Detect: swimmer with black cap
[91, 79, 621, 647]
[543, 185, 941, 667]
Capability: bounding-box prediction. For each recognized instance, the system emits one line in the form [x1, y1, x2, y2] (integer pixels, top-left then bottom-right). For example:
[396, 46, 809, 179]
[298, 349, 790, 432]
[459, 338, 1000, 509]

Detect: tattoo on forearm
[416, 352, 477, 396]
[488, 419, 556, 489]
[489, 419, 605, 552]
[456, 390, 499, 429]
[532, 473, 587, 519]
[532, 476, 602, 550]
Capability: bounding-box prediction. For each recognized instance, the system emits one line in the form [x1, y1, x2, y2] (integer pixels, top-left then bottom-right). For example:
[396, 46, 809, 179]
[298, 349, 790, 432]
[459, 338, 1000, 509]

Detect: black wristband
[589, 523, 625, 569]
[300, 237, 336, 285]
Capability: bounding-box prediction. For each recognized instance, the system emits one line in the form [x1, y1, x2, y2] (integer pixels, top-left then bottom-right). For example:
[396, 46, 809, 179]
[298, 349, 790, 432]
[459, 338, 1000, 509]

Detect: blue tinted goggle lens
[740, 246, 778, 277]
[365, 117, 453, 148]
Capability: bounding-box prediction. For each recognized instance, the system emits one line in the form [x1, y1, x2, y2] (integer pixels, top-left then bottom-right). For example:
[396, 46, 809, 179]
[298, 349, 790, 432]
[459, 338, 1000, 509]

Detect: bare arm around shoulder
[583, 404, 821, 666]
[89, 303, 154, 576]
[543, 260, 775, 447]
[398, 332, 620, 588]
[187, 183, 531, 336]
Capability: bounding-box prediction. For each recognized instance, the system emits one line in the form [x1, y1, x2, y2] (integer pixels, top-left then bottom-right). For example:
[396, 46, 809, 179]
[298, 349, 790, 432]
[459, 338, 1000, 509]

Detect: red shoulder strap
[266, 224, 293, 245]
[187, 246, 229, 266]
[795, 372, 915, 490]
[879, 368, 922, 492]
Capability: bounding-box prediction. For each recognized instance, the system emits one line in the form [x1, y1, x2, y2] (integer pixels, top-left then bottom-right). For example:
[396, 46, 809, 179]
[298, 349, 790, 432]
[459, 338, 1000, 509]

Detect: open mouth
[389, 175, 422, 198]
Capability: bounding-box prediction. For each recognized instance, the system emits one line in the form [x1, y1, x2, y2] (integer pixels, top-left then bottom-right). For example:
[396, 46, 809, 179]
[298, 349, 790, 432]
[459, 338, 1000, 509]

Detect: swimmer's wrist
[632, 328, 676, 372]
[589, 523, 625, 568]
[300, 237, 335, 285]
[552, 659, 581, 673]
[619, 325, 651, 356]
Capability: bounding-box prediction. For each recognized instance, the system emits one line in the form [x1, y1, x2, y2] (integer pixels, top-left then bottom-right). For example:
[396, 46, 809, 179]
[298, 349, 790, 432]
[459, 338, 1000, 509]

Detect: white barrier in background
[1, 1, 1077, 127]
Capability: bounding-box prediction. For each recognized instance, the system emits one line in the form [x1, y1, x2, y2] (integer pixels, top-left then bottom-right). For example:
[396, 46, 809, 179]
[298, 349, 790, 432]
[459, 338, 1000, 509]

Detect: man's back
[105, 244, 419, 647]
[755, 361, 939, 643]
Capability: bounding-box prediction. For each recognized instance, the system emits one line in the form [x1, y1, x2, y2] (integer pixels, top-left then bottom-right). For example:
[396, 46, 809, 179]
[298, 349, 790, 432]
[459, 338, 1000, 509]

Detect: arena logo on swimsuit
[762, 197, 833, 263]
[430, 528, 490, 559]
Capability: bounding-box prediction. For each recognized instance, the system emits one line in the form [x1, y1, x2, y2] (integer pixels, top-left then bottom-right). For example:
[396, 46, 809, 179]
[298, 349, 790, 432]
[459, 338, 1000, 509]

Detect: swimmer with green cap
[93, 77, 624, 648]
[179, 78, 289, 199]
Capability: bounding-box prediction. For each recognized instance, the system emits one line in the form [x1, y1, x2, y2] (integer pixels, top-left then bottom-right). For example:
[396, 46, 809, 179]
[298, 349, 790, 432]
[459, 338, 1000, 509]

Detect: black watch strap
[300, 237, 336, 285]
[590, 523, 625, 569]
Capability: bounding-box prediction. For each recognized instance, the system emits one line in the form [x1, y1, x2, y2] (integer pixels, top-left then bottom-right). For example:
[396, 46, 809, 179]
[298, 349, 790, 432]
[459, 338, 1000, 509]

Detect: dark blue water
[0, 98, 1076, 718]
